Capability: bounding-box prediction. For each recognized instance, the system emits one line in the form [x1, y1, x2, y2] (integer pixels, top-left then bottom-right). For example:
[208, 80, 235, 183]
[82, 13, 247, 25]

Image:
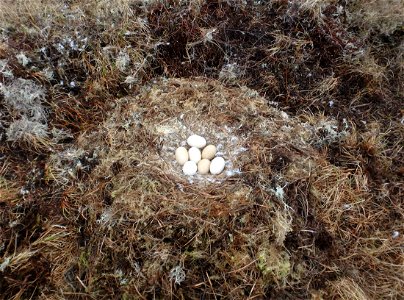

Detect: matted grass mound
[72, 77, 321, 298]
[89, 77, 316, 185]
[39, 77, 376, 298]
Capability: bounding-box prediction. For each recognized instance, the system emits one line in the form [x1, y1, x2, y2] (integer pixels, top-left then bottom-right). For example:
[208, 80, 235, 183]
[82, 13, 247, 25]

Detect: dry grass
[347, 0, 404, 36]
[0, 0, 403, 299]
[59, 77, 325, 298]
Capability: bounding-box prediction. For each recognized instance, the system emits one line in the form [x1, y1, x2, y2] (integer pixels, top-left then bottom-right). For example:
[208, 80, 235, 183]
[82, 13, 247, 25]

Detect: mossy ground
[0, 1, 403, 299]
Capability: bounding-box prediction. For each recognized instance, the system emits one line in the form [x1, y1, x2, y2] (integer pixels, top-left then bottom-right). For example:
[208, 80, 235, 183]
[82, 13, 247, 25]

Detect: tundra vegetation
[0, 0, 403, 299]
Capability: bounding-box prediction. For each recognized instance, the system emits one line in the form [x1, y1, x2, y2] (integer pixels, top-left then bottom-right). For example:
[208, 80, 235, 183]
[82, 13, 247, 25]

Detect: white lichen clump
[6, 117, 49, 142]
[0, 78, 49, 144]
[0, 78, 46, 121]
[169, 266, 186, 285]
[16, 52, 30, 67]
[116, 50, 131, 72]
[0, 60, 14, 78]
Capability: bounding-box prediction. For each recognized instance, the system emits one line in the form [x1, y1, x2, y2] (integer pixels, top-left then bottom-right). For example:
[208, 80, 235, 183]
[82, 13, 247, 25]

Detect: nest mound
[87, 77, 317, 184]
[71, 77, 339, 297]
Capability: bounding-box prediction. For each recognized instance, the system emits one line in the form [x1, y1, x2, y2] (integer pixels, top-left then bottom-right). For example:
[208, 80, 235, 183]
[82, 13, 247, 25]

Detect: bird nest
[68, 77, 351, 297]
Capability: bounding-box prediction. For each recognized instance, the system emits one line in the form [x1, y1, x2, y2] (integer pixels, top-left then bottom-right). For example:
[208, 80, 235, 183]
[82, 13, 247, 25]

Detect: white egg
[187, 135, 207, 148]
[210, 157, 225, 175]
[188, 147, 201, 163]
[175, 147, 189, 165]
[183, 161, 197, 175]
[201, 145, 217, 160]
[197, 159, 211, 175]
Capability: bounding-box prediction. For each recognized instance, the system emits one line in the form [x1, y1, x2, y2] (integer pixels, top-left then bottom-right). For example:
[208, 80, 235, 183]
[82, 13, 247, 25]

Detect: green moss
[257, 245, 291, 285]
[79, 250, 89, 268]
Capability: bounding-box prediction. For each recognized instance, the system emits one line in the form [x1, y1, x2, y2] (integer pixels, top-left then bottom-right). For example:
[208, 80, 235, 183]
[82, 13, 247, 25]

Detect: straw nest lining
[83, 77, 318, 184]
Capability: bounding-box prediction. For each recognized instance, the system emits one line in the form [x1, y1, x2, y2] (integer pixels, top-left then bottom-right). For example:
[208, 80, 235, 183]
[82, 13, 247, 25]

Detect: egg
[188, 147, 201, 163]
[201, 145, 217, 160]
[175, 147, 189, 165]
[187, 135, 207, 148]
[210, 157, 225, 175]
[198, 159, 211, 175]
[183, 161, 197, 175]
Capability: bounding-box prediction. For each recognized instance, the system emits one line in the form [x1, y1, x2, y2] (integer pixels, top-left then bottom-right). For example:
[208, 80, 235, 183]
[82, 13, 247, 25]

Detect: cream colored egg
[201, 145, 217, 160]
[197, 159, 211, 175]
[187, 135, 207, 148]
[210, 157, 225, 175]
[188, 147, 201, 163]
[175, 147, 189, 165]
[183, 161, 197, 175]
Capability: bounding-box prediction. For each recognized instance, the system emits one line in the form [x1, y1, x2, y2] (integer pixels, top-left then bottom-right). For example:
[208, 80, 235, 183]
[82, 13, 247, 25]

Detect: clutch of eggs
[175, 135, 225, 176]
